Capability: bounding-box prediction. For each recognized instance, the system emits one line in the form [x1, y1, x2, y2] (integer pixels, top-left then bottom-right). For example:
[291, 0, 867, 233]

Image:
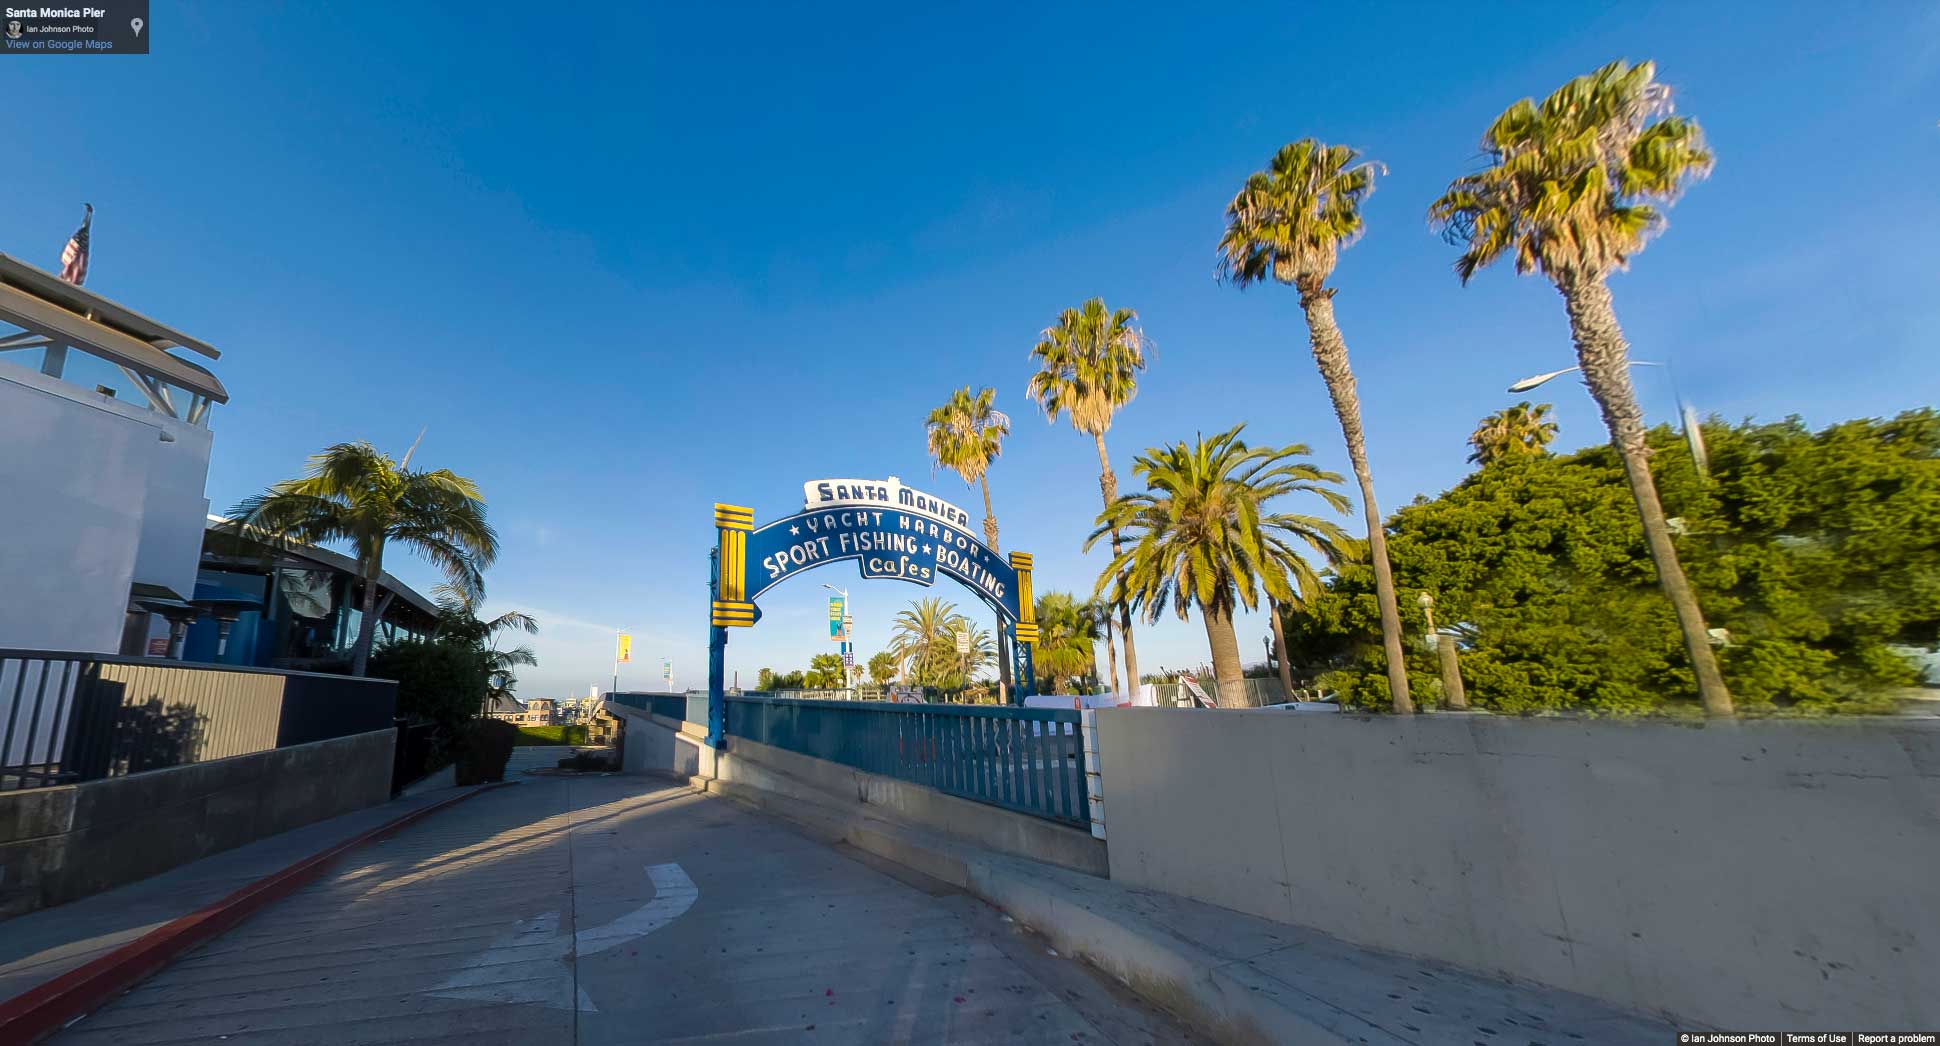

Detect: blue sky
[7, 2, 1937, 696]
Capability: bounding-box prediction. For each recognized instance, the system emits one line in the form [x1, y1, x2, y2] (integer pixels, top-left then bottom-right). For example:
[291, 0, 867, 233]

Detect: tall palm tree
[1026, 298, 1148, 699]
[1469, 401, 1560, 465]
[1218, 139, 1413, 713]
[1089, 425, 1353, 707]
[1429, 59, 1731, 715]
[925, 387, 1014, 696]
[226, 441, 498, 677]
[1031, 591, 1103, 696]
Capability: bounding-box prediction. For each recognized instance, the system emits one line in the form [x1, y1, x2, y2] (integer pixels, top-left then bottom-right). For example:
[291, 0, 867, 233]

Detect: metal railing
[2, 648, 397, 791]
[606, 691, 689, 723]
[725, 695, 1088, 827]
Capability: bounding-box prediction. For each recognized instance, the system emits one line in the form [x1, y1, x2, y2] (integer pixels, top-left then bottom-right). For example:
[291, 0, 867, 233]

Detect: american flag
[59, 203, 92, 286]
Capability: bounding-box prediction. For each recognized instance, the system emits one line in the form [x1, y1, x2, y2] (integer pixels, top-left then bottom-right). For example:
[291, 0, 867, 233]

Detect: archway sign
[704, 477, 1038, 745]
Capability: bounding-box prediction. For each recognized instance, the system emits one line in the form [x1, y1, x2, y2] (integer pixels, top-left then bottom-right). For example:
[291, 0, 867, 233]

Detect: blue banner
[741, 506, 1022, 623]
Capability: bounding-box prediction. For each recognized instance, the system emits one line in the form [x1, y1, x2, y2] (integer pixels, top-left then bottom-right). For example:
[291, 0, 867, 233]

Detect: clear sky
[7, 2, 1936, 697]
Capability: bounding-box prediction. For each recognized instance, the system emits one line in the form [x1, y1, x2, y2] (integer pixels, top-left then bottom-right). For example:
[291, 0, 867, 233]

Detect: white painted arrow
[425, 862, 697, 1013]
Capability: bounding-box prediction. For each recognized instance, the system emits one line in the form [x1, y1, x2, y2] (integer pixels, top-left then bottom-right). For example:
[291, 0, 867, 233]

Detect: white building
[0, 252, 228, 656]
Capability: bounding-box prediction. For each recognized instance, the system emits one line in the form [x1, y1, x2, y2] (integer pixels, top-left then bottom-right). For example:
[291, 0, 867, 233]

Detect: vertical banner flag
[616, 633, 632, 664]
[828, 596, 845, 641]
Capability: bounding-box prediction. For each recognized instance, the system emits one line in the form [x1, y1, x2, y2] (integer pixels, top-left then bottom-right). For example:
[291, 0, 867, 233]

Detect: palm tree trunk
[1559, 276, 1733, 715]
[1270, 600, 1295, 700]
[1200, 603, 1248, 708]
[1102, 616, 1121, 696]
[1296, 280, 1413, 713]
[980, 476, 1012, 701]
[1094, 433, 1139, 698]
[350, 568, 381, 677]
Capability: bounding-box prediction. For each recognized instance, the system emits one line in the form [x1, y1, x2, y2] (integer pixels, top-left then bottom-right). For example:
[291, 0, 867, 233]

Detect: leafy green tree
[925, 386, 1013, 697]
[1301, 412, 1940, 714]
[867, 651, 898, 685]
[1090, 425, 1353, 706]
[757, 668, 778, 691]
[1026, 298, 1148, 698]
[1430, 60, 1730, 715]
[1219, 139, 1413, 712]
[1470, 402, 1559, 465]
[1031, 592, 1102, 695]
[806, 653, 848, 689]
[225, 441, 498, 677]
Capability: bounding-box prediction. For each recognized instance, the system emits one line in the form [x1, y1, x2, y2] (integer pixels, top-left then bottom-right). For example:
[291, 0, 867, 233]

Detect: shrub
[556, 751, 616, 772]
[369, 638, 489, 733]
[456, 717, 517, 785]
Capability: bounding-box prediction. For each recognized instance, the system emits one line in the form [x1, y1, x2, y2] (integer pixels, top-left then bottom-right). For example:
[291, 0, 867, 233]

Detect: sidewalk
[0, 780, 500, 1038]
[699, 768, 1689, 1044]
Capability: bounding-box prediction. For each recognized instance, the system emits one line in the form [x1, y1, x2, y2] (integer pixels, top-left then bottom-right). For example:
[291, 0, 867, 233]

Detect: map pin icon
[130, 16, 143, 36]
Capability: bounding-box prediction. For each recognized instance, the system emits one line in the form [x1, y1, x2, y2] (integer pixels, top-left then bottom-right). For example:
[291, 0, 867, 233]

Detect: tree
[889, 596, 990, 690]
[369, 638, 490, 735]
[225, 441, 497, 677]
[1470, 401, 1559, 465]
[925, 386, 1014, 697]
[431, 584, 538, 711]
[1031, 591, 1103, 695]
[1295, 412, 1940, 714]
[806, 653, 847, 689]
[1218, 139, 1413, 712]
[1026, 298, 1148, 699]
[867, 651, 898, 685]
[1090, 425, 1354, 706]
[1429, 59, 1731, 714]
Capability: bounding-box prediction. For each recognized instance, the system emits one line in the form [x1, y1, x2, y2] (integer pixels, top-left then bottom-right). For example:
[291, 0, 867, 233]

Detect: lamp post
[1417, 592, 1468, 711]
[1506, 360, 1663, 394]
[822, 583, 855, 697]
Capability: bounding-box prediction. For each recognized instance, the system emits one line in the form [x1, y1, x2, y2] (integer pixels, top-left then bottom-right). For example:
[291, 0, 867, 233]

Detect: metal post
[706, 549, 727, 748]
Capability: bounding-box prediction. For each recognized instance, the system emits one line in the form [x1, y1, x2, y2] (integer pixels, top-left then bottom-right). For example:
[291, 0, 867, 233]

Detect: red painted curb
[0, 780, 517, 1044]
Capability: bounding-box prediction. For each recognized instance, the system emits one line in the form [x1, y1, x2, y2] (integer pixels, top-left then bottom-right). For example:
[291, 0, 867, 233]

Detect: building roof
[0, 252, 227, 403]
[203, 515, 440, 620]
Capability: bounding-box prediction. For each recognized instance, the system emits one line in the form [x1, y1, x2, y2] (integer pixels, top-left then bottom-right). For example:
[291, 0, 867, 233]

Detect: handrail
[0, 649, 396, 685]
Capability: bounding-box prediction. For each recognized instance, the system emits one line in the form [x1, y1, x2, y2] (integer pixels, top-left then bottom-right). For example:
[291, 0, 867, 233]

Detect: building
[0, 252, 227, 656]
[185, 517, 439, 670]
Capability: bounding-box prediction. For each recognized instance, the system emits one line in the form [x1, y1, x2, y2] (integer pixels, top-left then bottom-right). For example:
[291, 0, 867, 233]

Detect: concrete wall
[0, 727, 394, 918]
[0, 360, 212, 654]
[1096, 709, 1940, 1030]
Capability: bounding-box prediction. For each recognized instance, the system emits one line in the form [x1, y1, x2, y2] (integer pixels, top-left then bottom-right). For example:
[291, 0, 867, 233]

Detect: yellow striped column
[1009, 551, 1038, 645]
[712, 503, 756, 627]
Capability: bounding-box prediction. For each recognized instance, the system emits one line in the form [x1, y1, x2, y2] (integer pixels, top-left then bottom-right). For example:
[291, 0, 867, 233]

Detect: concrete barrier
[0, 727, 395, 918]
[1095, 709, 1940, 1030]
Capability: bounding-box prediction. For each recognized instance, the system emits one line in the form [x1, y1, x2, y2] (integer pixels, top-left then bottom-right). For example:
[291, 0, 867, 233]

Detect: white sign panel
[804, 476, 973, 530]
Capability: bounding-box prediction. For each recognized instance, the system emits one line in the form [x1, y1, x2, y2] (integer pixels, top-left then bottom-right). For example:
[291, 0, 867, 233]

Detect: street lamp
[821, 583, 855, 696]
[1506, 360, 1663, 394]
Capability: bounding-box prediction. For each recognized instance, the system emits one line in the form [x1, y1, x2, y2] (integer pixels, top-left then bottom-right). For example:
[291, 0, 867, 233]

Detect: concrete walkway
[0, 784, 479, 1008]
[48, 773, 1194, 1045]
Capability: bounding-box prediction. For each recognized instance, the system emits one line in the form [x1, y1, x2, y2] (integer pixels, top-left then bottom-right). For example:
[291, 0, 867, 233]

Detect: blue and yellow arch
[704, 493, 1037, 743]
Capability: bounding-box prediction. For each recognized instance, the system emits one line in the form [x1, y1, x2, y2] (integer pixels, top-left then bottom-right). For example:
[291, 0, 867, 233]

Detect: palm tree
[867, 651, 898, 685]
[1031, 591, 1103, 696]
[1026, 298, 1148, 699]
[890, 596, 965, 689]
[431, 584, 539, 713]
[1429, 59, 1730, 715]
[925, 387, 1014, 697]
[1090, 425, 1353, 707]
[1217, 139, 1413, 713]
[226, 441, 498, 677]
[806, 653, 847, 689]
[1469, 401, 1560, 465]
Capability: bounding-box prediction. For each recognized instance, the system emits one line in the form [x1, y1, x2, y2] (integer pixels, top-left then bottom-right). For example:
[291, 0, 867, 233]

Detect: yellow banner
[616, 633, 632, 664]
